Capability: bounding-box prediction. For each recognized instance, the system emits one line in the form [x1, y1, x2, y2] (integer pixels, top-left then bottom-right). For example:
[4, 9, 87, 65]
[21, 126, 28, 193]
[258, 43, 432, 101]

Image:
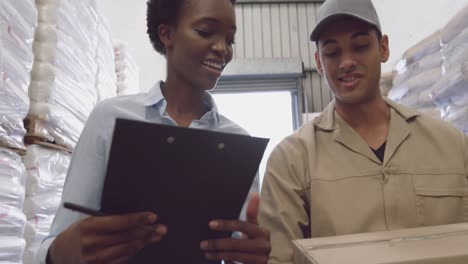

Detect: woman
[40, 0, 270, 263]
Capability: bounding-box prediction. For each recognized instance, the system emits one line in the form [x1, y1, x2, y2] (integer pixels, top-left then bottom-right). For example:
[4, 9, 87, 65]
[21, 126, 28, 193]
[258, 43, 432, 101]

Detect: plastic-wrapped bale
[23, 145, 70, 197]
[0, 205, 27, 238]
[0, 147, 27, 263]
[400, 30, 441, 66]
[391, 33, 443, 117]
[433, 11, 468, 130]
[114, 40, 140, 95]
[399, 91, 441, 119]
[27, 0, 100, 150]
[0, 237, 26, 263]
[23, 214, 54, 264]
[23, 193, 61, 224]
[441, 3, 468, 44]
[0, 0, 36, 153]
[431, 61, 468, 111]
[441, 27, 468, 74]
[22, 145, 71, 263]
[392, 49, 442, 90]
[389, 30, 445, 119]
[389, 68, 441, 103]
[0, 148, 26, 212]
[96, 15, 117, 101]
[389, 67, 442, 119]
[22, 193, 61, 263]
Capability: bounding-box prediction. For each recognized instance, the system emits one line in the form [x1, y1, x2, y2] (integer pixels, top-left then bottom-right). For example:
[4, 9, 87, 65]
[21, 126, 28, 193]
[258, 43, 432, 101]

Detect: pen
[63, 202, 158, 232]
[63, 202, 107, 216]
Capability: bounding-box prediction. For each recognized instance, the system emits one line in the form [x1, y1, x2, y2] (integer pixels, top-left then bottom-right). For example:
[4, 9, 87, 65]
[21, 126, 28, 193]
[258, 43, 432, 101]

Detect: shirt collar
[143, 81, 165, 107]
[313, 97, 420, 131]
[143, 81, 220, 123]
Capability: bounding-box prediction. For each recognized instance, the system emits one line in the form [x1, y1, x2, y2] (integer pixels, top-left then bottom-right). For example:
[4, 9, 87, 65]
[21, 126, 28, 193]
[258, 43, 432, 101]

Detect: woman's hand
[48, 211, 168, 264]
[200, 193, 271, 264]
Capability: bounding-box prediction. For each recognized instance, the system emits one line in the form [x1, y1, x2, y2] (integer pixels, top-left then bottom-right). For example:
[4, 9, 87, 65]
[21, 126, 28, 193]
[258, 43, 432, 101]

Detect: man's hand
[200, 193, 271, 264]
[48, 212, 168, 264]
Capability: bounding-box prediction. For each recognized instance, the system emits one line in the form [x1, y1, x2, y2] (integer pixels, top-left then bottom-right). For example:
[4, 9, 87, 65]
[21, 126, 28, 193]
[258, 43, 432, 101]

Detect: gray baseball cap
[310, 0, 381, 41]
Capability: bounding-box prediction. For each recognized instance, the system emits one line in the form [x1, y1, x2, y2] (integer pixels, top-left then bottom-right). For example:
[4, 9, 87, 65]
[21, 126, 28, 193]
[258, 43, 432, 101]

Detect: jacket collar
[313, 97, 420, 131]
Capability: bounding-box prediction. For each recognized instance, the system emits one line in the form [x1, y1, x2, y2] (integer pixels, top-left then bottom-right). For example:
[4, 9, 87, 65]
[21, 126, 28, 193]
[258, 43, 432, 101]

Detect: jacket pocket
[413, 173, 466, 226]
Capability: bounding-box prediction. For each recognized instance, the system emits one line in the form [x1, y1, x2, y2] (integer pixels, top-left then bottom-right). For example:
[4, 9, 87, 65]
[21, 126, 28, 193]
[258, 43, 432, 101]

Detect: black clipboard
[101, 118, 269, 263]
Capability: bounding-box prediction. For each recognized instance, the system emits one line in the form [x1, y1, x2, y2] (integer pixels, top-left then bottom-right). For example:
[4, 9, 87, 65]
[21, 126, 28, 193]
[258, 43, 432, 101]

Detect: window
[212, 91, 295, 188]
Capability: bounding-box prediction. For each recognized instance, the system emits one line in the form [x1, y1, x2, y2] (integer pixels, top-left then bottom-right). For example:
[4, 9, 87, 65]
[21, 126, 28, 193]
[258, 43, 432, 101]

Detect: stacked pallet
[114, 40, 140, 96]
[431, 4, 468, 133]
[26, 0, 100, 151]
[0, 1, 36, 262]
[0, 0, 36, 154]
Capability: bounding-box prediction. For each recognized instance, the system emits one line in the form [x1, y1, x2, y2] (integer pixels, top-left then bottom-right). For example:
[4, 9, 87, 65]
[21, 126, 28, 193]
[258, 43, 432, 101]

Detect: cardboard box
[293, 223, 468, 264]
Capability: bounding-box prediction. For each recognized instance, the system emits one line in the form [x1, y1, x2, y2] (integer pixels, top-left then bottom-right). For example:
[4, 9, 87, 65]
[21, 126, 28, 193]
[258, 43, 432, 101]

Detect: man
[258, 0, 468, 263]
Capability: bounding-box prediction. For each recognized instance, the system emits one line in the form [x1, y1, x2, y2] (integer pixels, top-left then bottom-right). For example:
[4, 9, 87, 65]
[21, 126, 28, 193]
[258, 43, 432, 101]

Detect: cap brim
[310, 13, 379, 41]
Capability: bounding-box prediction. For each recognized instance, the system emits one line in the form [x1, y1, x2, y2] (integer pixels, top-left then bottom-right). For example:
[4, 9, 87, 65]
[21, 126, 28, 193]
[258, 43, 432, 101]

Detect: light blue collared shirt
[38, 81, 249, 263]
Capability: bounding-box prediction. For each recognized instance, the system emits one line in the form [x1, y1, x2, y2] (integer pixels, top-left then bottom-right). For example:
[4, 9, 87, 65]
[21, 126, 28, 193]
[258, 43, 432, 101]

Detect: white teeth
[341, 76, 356, 82]
[202, 61, 224, 71]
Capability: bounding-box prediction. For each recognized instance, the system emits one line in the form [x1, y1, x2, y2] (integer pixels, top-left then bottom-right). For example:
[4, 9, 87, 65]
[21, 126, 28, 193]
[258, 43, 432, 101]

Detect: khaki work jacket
[259, 98, 468, 264]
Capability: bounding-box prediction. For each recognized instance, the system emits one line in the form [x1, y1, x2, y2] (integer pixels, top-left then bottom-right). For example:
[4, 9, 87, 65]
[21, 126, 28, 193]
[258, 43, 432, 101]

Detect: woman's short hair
[147, 0, 236, 55]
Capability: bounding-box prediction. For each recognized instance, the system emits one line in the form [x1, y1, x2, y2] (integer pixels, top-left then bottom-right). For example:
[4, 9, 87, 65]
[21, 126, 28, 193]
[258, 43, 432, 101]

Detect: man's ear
[315, 50, 324, 76]
[158, 24, 174, 51]
[380, 35, 390, 63]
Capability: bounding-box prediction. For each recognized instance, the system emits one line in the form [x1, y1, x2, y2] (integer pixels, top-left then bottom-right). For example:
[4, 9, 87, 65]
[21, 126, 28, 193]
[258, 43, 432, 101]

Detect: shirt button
[383, 168, 390, 182]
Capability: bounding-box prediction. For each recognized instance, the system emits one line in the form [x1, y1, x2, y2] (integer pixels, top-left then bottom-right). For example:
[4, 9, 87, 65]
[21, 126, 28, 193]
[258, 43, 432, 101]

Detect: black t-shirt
[371, 141, 386, 162]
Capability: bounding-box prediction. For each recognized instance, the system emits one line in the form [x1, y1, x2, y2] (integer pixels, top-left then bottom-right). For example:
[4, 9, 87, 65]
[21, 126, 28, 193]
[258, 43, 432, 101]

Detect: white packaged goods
[0, 0, 36, 152]
[0, 237, 26, 263]
[388, 4, 468, 133]
[431, 62, 468, 109]
[441, 28, 468, 74]
[22, 145, 71, 264]
[0, 205, 27, 237]
[22, 215, 54, 264]
[96, 15, 117, 101]
[23, 145, 70, 196]
[387, 6, 468, 132]
[28, 0, 100, 150]
[390, 67, 441, 101]
[0, 148, 27, 209]
[389, 34, 444, 119]
[431, 62, 468, 131]
[401, 30, 441, 64]
[0, 147, 27, 209]
[114, 40, 140, 95]
[0, 148, 27, 263]
[429, 5, 468, 134]
[389, 66, 441, 120]
[441, 4, 468, 44]
[0, 0, 36, 40]
[393, 50, 442, 89]
[23, 192, 62, 220]
[0, 180, 26, 209]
